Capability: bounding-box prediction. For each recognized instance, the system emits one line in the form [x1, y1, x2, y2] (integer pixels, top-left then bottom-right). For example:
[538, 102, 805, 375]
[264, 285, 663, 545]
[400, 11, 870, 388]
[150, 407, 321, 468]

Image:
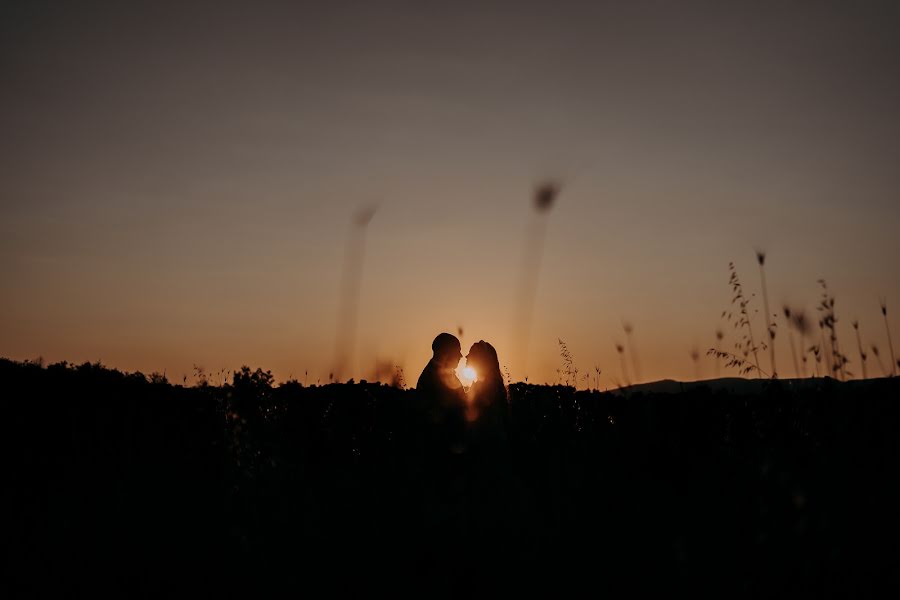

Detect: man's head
[432, 333, 462, 368]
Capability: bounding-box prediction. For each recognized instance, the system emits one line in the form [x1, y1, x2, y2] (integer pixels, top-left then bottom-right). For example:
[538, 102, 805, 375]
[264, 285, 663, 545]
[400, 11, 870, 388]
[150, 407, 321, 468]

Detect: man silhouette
[416, 333, 466, 445]
[413, 334, 467, 548]
[416, 332, 464, 404]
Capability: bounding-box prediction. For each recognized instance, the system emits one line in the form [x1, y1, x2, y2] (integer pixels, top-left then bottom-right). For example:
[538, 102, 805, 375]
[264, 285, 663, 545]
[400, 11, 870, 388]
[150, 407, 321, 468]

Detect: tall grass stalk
[756, 251, 777, 377]
[871, 345, 888, 377]
[690, 347, 701, 381]
[792, 309, 811, 378]
[514, 181, 560, 378]
[707, 349, 771, 378]
[783, 307, 800, 378]
[882, 300, 896, 377]
[810, 345, 820, 377]
[623, 321, 641, 383]
[333, 206, 376, 381]
[558, 338, 577, 387]
[714, 329, 724, 378]
[615, 342, 631, 387]
[819, 321, 832, 376]
[817, 280, 847, 380]
[852, 320, 868, 380]
[727, 262, 762, 378]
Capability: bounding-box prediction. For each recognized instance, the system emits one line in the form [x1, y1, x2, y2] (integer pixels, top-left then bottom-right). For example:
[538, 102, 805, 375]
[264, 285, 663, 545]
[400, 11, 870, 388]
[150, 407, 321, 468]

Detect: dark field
[4, 358, 900, 597]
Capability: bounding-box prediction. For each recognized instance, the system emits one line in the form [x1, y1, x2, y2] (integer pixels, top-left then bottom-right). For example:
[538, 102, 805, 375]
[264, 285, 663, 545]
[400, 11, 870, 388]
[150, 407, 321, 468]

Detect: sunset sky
[2, 1, 899, 386]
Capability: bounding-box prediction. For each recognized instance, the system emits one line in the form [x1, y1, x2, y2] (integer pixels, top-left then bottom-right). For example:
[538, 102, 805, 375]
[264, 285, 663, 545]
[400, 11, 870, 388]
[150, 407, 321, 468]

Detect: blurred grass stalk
[513, 182, 559, 379]
[333, 206, 376, 381]
[882, 300, 896, 377]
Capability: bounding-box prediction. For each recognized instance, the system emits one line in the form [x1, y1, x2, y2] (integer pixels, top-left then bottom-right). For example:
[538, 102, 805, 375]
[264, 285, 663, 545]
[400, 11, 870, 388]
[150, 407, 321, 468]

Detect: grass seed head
[534, 181, 560, 213]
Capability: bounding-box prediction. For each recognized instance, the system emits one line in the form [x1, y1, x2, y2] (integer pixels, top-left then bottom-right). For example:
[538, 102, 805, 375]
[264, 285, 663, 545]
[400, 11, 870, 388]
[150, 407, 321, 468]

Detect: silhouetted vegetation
[5, 357, 900, 596]
[712, 251, 898, 386]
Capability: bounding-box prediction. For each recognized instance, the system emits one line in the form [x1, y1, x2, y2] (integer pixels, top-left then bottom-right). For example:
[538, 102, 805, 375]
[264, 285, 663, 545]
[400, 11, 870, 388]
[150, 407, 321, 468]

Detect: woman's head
[465, 340, 501, 380]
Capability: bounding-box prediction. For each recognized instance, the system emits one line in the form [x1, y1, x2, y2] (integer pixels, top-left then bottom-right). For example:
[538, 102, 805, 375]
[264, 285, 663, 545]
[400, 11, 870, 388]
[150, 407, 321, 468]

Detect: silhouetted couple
[415, 333, 519, 555]
[416, 333, 508, 454]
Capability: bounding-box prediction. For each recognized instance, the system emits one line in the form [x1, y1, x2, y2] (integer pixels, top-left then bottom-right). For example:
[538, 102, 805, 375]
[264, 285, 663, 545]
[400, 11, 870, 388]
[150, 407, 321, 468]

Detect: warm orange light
[460, 366, 477, 386]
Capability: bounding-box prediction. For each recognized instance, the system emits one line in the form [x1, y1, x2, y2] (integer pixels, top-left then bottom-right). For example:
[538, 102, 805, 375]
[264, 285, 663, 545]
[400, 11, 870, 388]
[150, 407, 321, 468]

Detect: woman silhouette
[464, 340, 508, 437]
[461, 341, 520, 549]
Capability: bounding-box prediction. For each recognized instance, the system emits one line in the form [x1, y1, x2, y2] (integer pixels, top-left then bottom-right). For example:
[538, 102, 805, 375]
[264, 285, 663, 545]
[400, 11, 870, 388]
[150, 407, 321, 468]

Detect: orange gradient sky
[2, 1, 899, 385]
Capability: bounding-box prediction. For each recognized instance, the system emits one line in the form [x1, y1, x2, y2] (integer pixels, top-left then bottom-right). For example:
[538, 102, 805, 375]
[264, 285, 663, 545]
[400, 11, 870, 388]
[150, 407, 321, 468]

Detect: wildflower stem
[854, 324, 868, 380]
[757, 257, 777, 377]
[884, 307, 896, 377]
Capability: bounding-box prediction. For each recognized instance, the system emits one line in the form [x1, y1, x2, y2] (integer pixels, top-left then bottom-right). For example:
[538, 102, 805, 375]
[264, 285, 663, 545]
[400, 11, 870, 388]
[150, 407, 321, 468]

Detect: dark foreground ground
[3, 358, 900, 597]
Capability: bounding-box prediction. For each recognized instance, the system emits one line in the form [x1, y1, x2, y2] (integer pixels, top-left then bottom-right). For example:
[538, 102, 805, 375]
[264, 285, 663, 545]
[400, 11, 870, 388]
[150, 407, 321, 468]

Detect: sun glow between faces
[459, 365, 477, 387]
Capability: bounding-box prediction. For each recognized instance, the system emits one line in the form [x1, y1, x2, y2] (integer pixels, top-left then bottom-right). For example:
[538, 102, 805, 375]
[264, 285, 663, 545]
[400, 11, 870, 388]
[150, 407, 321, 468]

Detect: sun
[459, 366, 478, 386]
